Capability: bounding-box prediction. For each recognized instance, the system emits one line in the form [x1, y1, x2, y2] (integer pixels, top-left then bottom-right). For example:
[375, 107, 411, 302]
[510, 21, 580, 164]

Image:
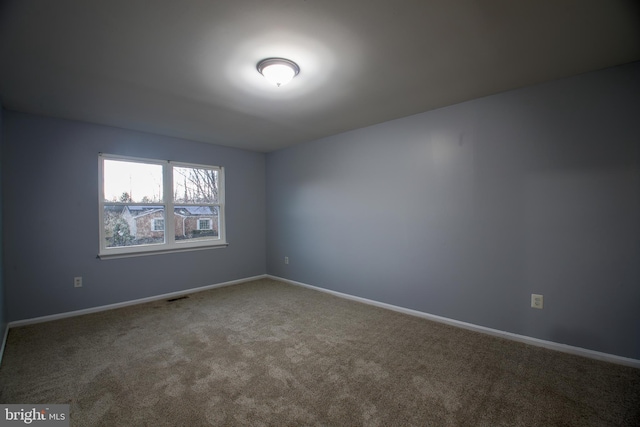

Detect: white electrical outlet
[284, 256, 289, 265]
[531, 294, 543, 309]
[74, 277, 83, 288]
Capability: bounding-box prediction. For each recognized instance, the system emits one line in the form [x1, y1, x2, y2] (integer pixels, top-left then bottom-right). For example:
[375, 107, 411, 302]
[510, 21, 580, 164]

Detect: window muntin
[99, 155, 226, 257]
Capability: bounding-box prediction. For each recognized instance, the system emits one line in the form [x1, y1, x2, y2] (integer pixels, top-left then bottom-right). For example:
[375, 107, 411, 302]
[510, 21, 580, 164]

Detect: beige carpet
[1, 278, 638, 426]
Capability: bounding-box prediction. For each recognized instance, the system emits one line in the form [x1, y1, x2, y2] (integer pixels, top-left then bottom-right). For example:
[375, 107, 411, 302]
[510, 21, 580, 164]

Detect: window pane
[153, 218, 165, 231]
[197, 219, 211, 230]
[103, 205, 165, 248]
[174, 205, 219, 242]
[173, 166, 219, 204]
[103, 159, 163, 203]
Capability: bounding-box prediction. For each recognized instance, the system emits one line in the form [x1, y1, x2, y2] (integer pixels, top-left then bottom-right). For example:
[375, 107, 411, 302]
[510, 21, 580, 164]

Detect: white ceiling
[1, 1, 638, 152]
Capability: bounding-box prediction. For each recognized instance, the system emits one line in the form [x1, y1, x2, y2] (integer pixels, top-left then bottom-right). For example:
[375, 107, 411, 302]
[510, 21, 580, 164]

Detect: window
[153, 218, 165, 231]
[197, 218, 212, 230]
[98, 154, 226, 258]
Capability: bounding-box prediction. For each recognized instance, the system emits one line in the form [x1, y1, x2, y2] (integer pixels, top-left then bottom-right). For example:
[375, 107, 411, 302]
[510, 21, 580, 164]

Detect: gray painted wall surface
[266, 62, 640, 360]
[0, 104, 5, 336]
[3, 112, 266, 321]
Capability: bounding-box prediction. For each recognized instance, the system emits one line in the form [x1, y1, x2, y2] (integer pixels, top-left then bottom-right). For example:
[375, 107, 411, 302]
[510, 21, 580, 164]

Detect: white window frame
[98, 154, 227, 259]
[153, 218, 165, 231]
[197, 218, 212, 230]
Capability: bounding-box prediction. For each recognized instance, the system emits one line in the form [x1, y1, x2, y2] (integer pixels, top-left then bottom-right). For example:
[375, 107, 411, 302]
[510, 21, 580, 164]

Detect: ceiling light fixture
[257, 58, 300, 87]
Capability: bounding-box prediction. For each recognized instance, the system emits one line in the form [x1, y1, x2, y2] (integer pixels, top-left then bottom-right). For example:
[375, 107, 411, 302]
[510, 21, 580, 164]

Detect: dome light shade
[257, 58, 300, 87]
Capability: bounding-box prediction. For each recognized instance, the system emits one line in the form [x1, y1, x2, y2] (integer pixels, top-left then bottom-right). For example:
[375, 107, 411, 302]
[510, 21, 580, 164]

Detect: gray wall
[3, 112, 266, 321]
[266, 62, 640, 360]
[0, 104, 5, 337]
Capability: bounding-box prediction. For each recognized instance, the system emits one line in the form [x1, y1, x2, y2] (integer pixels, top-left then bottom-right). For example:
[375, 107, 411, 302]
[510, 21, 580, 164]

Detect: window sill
[97, 242, 229, 260]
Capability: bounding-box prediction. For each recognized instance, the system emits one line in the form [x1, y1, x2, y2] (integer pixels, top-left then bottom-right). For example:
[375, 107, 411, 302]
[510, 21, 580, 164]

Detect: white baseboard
[8, 274, 268, 328]
[268, 275, 640, 369]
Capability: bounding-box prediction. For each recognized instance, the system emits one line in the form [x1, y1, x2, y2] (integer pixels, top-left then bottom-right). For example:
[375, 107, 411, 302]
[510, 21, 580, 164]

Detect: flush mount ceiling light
[257, 58, 300, 87]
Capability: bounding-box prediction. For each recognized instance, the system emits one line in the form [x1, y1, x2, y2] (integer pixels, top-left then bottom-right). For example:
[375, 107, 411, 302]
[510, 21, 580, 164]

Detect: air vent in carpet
[166, 295, 189, 302]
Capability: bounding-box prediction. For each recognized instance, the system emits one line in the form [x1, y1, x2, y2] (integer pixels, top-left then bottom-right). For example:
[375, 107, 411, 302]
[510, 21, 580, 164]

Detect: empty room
[1, 1, 639, 425]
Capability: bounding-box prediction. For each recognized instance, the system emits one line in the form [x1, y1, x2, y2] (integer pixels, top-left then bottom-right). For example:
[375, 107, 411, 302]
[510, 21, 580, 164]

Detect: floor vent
[166, 295, 189, 302]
